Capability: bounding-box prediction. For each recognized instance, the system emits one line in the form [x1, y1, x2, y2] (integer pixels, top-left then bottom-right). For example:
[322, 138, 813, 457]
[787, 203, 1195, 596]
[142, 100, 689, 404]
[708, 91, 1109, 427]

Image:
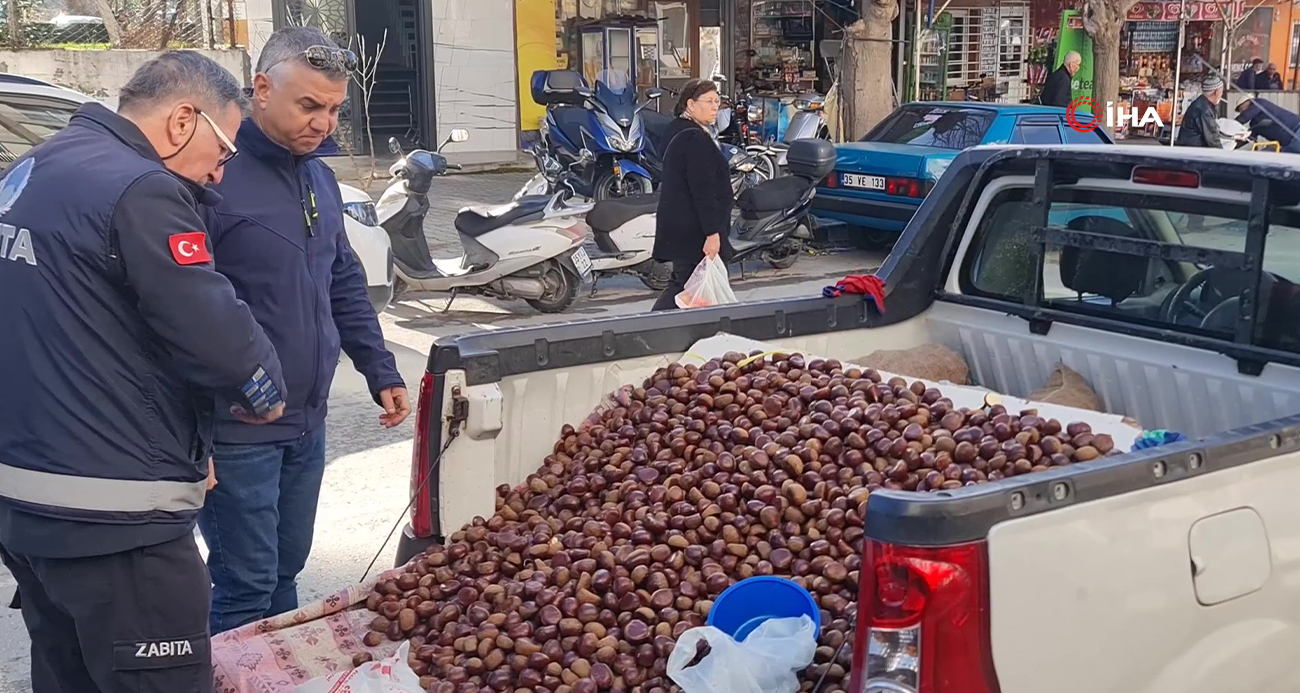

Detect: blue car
[812, 102, 1114, 247]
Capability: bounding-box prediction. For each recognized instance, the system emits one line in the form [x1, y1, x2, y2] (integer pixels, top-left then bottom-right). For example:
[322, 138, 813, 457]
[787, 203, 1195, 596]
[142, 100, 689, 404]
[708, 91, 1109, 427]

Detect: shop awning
[1126, 1, 1246, 22]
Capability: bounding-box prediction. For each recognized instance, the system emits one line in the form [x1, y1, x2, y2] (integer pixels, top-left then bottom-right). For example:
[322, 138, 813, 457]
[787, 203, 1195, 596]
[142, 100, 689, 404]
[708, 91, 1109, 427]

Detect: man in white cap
[1234, 92, 1300, 153]
[1176, 75, 1224, 148]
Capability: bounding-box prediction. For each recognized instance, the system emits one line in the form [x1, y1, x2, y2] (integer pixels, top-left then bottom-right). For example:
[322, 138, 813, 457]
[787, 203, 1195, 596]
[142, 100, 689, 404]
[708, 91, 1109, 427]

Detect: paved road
[0, 171, 887, 692]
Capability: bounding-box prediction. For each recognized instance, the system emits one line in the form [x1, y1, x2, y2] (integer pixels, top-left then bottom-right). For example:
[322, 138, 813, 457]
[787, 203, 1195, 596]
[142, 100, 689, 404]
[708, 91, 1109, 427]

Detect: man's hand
[229, 402, 286, 425]
[205, 457, 217, 491]
[379, 386, 411, 428]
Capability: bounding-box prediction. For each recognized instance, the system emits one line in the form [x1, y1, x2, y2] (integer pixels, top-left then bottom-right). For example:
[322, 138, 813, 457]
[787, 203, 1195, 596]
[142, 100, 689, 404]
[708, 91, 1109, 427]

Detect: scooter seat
[455, 196, 550, 237]
[587, 193, 660, 233]
[737, 177, 808, 216]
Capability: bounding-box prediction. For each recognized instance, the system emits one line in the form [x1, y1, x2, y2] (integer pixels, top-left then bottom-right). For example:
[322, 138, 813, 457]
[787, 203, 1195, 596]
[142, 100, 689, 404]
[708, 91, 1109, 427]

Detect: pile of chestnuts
[357, 351, 1117, 693]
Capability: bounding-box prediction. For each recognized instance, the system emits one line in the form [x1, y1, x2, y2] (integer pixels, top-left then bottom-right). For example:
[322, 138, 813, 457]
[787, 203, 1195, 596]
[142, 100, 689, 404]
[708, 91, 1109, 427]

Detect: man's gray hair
[1064, 51, 1082, 65]
[118, 51, 246, 115]
[256, 26, 349, 81]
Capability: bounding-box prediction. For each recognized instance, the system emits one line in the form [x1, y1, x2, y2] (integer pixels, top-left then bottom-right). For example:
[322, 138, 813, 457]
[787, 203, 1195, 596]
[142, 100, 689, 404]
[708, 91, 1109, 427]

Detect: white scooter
[579, 188, 672, 293]
[378, 132, 593, 313]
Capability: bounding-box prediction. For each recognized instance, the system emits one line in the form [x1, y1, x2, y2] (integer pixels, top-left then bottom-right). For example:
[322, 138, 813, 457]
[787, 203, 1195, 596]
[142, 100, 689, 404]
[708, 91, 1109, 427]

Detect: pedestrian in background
[0, 51, 285, 693]
[198, 26, 410, 634]
[1038, 51, 1080, 108]
[650, 78, 734, 311]
[1262, 63, 1284, 90]
[1237, 58, 1264, 90]
[1176, 76, 1225, 148]
[1233, 93, 1300, 152]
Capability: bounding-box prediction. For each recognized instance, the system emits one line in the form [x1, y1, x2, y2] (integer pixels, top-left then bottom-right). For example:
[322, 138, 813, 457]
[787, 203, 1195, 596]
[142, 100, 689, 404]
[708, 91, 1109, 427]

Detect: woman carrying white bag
[650, 79, 737, 311]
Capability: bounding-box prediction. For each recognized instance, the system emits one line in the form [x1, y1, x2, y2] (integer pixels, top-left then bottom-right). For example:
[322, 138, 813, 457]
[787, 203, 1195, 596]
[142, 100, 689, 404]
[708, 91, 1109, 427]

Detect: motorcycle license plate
[842, 173, 886, 191]
[571, 247, 593, 279]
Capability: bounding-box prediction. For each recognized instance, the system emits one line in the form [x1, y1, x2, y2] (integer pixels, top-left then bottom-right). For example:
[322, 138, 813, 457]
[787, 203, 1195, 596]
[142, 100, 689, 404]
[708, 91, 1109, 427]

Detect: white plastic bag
[675, 256, 738, 309]
[667, 616, 818, 693]
[295, 642, 423, 693]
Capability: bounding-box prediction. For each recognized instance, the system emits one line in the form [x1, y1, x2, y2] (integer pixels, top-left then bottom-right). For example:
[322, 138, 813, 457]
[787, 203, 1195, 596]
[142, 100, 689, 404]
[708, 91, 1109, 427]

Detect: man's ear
[167, 103, 198, 147]
[252, 72, 273, 106]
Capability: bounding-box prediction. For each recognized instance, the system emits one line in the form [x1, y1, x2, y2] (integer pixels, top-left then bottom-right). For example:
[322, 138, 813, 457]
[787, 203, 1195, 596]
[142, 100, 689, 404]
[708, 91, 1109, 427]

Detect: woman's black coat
[652, 117, 734, 265]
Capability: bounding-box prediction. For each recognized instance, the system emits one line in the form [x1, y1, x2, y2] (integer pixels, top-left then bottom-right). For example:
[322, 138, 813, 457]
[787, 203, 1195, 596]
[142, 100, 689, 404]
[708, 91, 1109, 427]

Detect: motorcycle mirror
[449, 128, 469, 143]
[577, 86, 593, 99]
[578, 148, 594, 163]
[387, 137, 402, 154]
[646, 88, 664, 100]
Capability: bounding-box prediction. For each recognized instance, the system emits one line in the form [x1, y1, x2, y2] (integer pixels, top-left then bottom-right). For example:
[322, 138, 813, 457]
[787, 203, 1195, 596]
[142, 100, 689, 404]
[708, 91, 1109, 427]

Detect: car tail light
[824, 173, 839, 188]
[1132, 167, 1200, 188]
[409, 371, 437, 537]
[850, 539, 999, 693]
[885, 177, 925, 198]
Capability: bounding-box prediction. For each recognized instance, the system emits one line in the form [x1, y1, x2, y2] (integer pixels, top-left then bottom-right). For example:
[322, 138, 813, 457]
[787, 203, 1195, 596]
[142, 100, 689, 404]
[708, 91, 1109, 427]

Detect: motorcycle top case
[784, 139, 837, 180]
[531, 70, 587, 106]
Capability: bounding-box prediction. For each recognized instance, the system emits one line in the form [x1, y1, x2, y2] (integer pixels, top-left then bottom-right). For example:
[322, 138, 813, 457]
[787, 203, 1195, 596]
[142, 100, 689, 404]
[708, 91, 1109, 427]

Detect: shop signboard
[1056, 10, 1094, 107]
[1125, 1, 1245, 22]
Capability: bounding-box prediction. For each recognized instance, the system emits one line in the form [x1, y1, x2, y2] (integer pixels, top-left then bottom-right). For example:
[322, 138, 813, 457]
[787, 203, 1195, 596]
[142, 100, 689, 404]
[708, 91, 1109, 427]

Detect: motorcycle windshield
[594, 70, 638, 125]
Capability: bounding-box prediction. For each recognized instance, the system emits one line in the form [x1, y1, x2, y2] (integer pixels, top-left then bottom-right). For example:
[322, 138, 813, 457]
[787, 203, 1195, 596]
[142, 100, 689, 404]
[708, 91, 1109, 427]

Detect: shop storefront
[912, 0, 1031, 103]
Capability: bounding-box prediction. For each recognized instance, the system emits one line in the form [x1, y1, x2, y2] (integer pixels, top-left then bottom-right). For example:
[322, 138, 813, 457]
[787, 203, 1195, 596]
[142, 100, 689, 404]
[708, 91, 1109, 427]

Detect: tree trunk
[1092, 32, 1120, 133]
[8, 0, 21, 48]
[842, 0, 898, 141]
[1083, 0, 1140, 135]
[89, 0, 124, 46]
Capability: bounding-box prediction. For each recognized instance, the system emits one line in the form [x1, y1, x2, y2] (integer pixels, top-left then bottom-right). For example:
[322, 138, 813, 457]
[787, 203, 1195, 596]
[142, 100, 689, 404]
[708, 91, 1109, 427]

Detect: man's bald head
[1064, 51, 1082, 75]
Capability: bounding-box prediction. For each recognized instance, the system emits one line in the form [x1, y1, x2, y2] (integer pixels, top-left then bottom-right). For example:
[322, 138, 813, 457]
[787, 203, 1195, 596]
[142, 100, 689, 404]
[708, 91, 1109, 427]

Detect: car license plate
[842, 173, 886, 190]
[571, 247, 593, 279]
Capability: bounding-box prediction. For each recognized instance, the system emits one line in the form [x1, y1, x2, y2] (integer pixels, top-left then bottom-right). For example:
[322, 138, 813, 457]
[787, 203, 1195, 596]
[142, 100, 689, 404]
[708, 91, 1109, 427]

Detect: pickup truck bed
[402, 145, 1300, 693]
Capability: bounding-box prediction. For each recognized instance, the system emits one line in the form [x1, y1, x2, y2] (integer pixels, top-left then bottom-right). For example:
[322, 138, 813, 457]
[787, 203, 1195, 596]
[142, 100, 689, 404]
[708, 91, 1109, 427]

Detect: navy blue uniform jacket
[1237, 98, 1300, 153]
[0, 104, 285, 558]
[205, 120, 403, 444]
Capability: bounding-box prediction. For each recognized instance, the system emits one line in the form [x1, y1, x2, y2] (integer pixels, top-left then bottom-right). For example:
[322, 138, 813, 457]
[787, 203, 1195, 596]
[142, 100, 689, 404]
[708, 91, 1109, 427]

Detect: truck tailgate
[987, 447, 1300, 692]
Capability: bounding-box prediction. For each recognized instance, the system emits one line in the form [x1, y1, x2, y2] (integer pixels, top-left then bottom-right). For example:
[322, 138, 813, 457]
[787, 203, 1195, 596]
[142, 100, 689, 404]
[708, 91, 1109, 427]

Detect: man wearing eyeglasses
[197, 26, 409, 634]
[0, 51, 285, 693]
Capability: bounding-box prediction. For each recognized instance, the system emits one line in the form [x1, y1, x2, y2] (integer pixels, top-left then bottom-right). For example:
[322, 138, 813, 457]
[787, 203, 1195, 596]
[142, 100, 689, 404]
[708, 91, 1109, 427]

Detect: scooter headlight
[343, 201, 379, 226]
[608, 134, 638, 152]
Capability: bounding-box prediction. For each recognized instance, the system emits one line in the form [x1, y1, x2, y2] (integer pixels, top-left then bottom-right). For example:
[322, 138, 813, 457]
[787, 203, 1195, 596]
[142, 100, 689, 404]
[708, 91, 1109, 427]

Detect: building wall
[0, 49, 250, 100]
[432, 0, 522, 158]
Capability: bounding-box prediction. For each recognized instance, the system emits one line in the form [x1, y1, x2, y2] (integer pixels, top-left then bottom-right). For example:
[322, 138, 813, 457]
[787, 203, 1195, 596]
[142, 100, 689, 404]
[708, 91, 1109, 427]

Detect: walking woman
[650, 78, 734, 311]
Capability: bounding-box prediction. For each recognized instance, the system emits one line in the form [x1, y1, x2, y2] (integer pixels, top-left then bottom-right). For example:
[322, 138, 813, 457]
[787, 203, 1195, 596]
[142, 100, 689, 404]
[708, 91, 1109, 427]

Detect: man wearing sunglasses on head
[197, 26, 408, 634]
[0, 51, 286, 693]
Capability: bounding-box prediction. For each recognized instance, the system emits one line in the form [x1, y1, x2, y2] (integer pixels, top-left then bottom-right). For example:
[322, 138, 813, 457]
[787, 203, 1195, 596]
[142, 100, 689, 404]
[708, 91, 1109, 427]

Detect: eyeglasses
[301, 45, 358, 72]
[196, 109, 238, 167]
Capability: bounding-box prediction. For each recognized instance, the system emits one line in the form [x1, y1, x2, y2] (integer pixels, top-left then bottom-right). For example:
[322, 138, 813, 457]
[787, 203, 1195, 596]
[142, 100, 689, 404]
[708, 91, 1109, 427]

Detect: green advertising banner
[1055, 10, 1095, 111]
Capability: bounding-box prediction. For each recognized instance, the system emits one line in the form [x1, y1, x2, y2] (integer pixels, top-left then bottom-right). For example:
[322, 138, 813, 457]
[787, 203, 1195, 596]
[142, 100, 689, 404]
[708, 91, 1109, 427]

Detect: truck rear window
[961, 187, 1300, 354]
[864, 106, 995, 149]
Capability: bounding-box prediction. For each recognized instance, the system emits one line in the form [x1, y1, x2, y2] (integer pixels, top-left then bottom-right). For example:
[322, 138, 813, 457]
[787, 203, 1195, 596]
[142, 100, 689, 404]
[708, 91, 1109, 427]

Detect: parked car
[0, 75, 395, 312]
[813, 101, 1114, 248]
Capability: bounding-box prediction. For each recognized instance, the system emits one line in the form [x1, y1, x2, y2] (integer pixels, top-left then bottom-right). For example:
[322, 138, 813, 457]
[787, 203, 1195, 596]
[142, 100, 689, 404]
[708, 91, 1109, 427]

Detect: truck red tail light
[886, 177, 925, 198]
[1131, 167, 1200, 188]
[409, 371, 437, 538]
[850, 539, 999, 693]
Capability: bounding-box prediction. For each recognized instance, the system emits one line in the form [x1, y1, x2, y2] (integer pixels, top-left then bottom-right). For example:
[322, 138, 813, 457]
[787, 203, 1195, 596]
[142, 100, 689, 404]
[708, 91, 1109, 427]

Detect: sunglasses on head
[301, 45, 358, 72]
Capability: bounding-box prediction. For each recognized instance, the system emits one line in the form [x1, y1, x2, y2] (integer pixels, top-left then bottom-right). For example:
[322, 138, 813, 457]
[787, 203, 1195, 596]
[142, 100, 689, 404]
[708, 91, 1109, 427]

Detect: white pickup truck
[396, 144, 1300, 692]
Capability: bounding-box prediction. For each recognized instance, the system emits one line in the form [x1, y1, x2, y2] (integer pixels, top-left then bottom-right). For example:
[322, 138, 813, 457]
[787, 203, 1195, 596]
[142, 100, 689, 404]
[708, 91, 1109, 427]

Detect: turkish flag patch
[168, 232, 212, 265]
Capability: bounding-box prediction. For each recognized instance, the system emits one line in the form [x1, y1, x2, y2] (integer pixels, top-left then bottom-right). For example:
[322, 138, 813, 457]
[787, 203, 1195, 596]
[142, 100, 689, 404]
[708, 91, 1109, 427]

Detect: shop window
[654, 1, 690, 79]
[946, 12, 975, 86]
[961, 188, 1300, 354]
[582, 31, 605, 84]
[996, 16, 1024, 80]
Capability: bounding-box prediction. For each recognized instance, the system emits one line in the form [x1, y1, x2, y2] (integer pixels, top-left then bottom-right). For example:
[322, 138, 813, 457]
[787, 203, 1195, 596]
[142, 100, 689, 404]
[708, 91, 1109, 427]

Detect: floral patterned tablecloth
[211, 569, 405, 693]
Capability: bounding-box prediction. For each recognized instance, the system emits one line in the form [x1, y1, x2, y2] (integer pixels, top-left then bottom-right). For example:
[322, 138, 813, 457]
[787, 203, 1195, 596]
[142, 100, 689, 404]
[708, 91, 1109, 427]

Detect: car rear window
[863, 106, 995, 149]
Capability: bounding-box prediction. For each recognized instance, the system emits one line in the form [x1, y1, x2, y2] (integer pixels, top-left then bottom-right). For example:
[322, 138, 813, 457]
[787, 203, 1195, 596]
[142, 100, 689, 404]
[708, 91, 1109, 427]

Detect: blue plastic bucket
[706, 576, 822, 642]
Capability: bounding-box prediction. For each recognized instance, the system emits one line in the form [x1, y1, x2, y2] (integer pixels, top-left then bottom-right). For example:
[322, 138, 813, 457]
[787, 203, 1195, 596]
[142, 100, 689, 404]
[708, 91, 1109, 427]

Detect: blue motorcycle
[527, 69, 660, 200]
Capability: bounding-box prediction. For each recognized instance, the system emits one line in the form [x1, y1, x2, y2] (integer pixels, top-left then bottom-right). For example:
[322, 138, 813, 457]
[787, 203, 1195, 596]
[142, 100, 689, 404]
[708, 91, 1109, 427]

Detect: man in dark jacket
[0, 52, 285, 693]
[1175, 76, 1224, 148]
[197, 26, 409, 633]
[1234, 94, 1300, 153]
[1262, 63, 1284, 90]
[1038, 50, 1081, 108]
[1237, 58, 1264, 90]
